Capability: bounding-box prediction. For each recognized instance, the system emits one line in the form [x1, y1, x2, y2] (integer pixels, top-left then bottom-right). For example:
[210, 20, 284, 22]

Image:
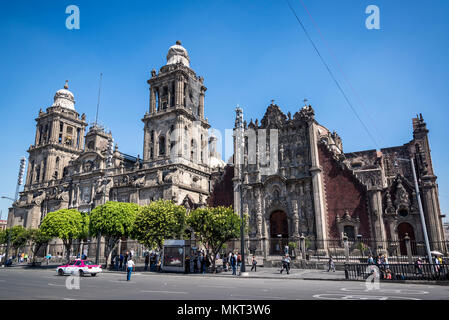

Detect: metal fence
[1, 237, 448, 266]
[345, 263, 449, 281]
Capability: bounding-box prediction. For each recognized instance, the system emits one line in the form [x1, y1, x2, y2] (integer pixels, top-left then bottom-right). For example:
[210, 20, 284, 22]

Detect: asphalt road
[0, 268, 448, 300]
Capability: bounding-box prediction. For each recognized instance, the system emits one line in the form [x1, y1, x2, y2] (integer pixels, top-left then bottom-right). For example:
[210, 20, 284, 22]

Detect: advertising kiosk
[162, 239, 192, 272]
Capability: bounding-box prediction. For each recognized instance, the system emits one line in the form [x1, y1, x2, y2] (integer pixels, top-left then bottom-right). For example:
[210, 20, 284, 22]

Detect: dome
[52, 80, 75, 110]
[166, 40, 190, 67]
[209, 156, 226, 169]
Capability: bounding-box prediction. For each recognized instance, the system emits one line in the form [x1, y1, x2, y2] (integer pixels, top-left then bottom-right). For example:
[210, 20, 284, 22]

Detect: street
[0, 268, 448, 300]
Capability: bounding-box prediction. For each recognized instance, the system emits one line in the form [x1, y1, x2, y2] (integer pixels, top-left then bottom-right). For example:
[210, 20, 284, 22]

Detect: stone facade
[233, 103, 447, 256]
[7, 41, 447, 258]
[7, 42, 226, 255]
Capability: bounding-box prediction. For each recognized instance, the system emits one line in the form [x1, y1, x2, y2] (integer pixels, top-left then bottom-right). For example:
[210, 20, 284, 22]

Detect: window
[75, 261, 82, 266]
[159, 136, 166, 156]
[398, 208, 409, 217]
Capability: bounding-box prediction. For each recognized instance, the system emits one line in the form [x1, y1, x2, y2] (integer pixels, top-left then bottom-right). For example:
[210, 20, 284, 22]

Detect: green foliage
[10, 226, 30, 251]
[187, 206, 245, 271]
[288, 241, 298, 249]
[132, 200, 186, 250]
[90, 201, 139, 238]
[39, 209, 85, 241]
[0, 230, 6, 244]
[28, 229, 52, 264]
[90, 201, 140, 266]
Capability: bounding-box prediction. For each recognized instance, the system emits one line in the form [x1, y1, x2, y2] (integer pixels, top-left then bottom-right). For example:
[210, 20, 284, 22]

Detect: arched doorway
[398, 222, 417, 255]
[270, 210, 288, 255]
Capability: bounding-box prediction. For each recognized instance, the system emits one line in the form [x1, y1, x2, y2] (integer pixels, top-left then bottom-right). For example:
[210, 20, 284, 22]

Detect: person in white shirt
[127, 258, 135, 281]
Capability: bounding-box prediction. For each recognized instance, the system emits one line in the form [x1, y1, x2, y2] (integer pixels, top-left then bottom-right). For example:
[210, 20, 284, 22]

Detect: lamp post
[2, 158, 26, 267]
[396, 157, 433, 266]
[235, 106, 247, 276]
[95, 137, 114, 265]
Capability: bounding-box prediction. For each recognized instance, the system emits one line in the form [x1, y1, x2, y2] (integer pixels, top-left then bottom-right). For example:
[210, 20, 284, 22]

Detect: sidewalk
[100, 264, 346, 281]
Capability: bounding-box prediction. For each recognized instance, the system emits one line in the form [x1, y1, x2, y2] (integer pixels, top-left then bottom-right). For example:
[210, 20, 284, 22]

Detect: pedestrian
[193, 254, 198, 273]
[114, 254, 120, 271]
[280, 254, 291, 274]
[126, 256, 135, 281]
[205, 254, 211, 273]
[367, 255, 374, 265]
[24, 253, 28, 263]
[385, 269, 392, 280]
[200, 253, 205, 274]
[119, 253, 124, 269]
[185, 255, 191, 274]
[328, 256, 335, 272]
[251, 255, 257, 272]
[415, 258, 423, 275]
[230, 252, 237, 275]
[144, 253, 150, 271]
[284, 244, 289, 255]
[237, 252, 242, 272]
[123, 252, 129, 270]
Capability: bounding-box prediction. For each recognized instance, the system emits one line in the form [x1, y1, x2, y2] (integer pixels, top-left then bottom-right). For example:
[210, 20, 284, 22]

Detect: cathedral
[7, 41, 446, 258]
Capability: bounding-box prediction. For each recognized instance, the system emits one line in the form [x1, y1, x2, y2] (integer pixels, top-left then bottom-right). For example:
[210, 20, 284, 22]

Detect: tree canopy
[132, 200, 186, 250]
[90, 201, 140, 266]
[39, 209, 85, 262]
[187, 206, 247, 271]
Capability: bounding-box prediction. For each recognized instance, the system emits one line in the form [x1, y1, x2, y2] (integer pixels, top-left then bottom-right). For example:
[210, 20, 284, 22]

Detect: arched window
[159, 136, 166, 156]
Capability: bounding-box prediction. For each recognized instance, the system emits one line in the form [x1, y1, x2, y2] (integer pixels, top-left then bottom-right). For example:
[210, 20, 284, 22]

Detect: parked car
[56, 259, 102, 277]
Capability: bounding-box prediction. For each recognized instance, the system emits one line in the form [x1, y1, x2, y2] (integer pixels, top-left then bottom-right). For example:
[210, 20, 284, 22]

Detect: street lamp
[2, 158, 26, 267]
[396, 157, 433, 266]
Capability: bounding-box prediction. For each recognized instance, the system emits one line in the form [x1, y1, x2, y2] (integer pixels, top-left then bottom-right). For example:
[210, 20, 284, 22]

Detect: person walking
[237, 252, 242, 272]
[280, 254, 291, 274]
[230, 252, 237, 275]
[205, 254, 211, 273]
[126, 257, 135, 281]
[119, 253, 124, 269]
[251, 256, 257, 272]
[327, 256, 335, 272]
[185, 255, 191, 274]
[200, 253, 206, 274]
[144, 253, 150, 271]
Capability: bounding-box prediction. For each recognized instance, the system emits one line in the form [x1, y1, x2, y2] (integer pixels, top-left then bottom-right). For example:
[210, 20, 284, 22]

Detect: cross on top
[303, 98, 308, 106]
[271, 99, 275, 105]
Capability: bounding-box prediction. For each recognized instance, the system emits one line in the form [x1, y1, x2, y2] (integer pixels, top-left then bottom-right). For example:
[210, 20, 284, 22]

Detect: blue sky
[0, 0, 448, 222]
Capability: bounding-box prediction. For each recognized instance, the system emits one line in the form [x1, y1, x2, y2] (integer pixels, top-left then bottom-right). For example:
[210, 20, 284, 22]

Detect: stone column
[421, 177, 444, 250]
[143, 124, 150, 162]
[150, 87, 156, 113]
[308, 122, 328, 253]
[35, 125, 41, 146]
[368, 188, 387, 254]
[198, 89, 205, 120]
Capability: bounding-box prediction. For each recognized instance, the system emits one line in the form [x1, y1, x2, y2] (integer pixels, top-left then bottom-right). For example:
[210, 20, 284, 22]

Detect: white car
[57, 259, 102, 277]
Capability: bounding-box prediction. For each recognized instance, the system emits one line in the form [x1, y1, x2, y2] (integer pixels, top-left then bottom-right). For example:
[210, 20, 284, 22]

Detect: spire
[64, 80, 69, 89]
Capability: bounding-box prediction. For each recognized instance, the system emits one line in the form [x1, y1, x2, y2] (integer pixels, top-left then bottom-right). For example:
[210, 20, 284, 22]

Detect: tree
[39, 209, 85, 263]
[28, 229, 52, 265]
[187, 206, 247, 272]
[132, 200, 186, 252]
[9, 226, 30, 258]
[89, 201, 140, 268]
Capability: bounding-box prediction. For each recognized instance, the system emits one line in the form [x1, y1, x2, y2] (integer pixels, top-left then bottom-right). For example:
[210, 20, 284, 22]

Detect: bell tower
[142, 41, 209, 167]
[25, 81, 87, 188]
